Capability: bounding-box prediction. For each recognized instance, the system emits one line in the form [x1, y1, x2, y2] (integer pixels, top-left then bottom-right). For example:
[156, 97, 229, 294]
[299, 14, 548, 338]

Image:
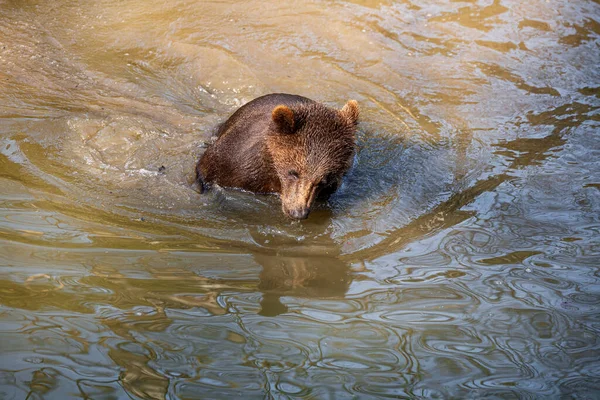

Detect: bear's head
[267, 100, 359, 219]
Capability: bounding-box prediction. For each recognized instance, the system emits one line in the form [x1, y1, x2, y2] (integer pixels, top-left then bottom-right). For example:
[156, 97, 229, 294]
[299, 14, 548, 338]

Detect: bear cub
[196, 93, 359, 219]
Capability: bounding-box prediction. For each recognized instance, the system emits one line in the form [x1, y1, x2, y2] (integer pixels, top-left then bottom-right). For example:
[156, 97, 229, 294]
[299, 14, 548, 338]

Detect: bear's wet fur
[196, 93, 359, 219]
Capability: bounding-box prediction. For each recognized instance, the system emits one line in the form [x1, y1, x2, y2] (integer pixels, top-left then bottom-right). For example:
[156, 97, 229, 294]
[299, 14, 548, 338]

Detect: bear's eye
[288, 170, 299, 179]
[320, 174, 333, 186]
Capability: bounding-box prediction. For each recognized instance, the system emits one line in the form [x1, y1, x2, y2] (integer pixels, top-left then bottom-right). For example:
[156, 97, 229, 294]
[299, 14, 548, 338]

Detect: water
[1, 0, 599, 398]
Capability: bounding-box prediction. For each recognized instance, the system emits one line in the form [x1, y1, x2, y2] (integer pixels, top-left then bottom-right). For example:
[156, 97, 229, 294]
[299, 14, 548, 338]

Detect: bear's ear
[272, 105, 295, 134]
[340, 100, 359, 125]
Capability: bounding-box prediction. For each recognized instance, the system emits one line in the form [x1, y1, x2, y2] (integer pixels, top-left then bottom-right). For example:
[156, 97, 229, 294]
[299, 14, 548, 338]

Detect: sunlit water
[1, 0, 599, 398]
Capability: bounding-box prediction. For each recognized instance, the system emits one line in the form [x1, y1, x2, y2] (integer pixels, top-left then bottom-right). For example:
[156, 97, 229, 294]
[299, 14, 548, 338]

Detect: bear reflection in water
[246, 209, 353, 317]
[256, 252, 351, 317]
[197, 93, 359, 219]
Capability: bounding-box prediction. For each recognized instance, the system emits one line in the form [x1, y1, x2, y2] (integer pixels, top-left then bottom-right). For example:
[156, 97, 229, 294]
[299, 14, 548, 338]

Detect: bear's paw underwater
[196, 93, 359, 220]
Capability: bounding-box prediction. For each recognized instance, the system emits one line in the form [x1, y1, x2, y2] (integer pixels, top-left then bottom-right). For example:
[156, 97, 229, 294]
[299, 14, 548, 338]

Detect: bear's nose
[288, 207, 310, 220]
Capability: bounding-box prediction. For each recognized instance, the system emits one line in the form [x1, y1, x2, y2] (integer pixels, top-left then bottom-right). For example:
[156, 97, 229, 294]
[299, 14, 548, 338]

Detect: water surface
[1, 0, 599, 398]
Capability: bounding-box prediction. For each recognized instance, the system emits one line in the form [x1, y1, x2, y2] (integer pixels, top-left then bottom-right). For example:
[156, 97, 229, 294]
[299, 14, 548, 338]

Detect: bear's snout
[281, 180, 318, 220]
[286, 206, 310, 220]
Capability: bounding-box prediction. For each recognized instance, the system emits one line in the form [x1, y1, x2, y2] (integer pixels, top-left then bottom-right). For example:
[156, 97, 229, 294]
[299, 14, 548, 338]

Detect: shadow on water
[343, 100, 598, 263]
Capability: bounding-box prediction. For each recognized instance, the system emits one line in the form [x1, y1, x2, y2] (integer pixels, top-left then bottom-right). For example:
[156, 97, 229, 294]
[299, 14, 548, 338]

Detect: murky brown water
[1, 0, 599, 398]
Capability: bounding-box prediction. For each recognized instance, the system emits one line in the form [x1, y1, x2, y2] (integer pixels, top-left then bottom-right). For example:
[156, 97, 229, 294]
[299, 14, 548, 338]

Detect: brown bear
[196, 93, 359, 219]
